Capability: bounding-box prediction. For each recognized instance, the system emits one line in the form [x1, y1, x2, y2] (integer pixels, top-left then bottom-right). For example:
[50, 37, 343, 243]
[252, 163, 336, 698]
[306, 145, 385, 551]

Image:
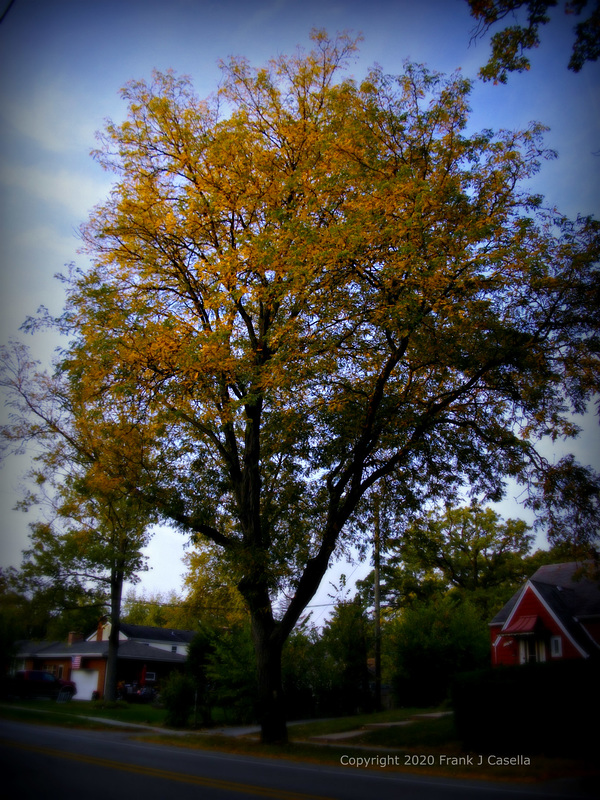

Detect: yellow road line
[0, 738, 335, 800]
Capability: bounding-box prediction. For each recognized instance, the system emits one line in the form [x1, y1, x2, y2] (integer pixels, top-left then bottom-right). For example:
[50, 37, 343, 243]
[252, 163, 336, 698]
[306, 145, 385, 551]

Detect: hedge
[452, 659, 598, 757]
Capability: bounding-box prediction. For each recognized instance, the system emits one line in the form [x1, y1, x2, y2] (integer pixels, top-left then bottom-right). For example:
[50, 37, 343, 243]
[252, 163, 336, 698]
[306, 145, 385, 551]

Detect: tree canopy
[467, 0, 600, 82]
[14, 31, 600, 741]
[359, 504, 536, 619]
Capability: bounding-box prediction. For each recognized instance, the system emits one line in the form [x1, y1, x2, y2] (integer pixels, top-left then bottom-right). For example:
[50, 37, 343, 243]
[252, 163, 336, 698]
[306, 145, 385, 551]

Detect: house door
[71, 669, 100, 700]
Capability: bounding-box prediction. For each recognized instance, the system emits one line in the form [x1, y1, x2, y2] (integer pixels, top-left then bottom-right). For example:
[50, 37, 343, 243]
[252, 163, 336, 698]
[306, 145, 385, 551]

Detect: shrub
[452, 660, 599, 757]
[160, 671, 195, 728]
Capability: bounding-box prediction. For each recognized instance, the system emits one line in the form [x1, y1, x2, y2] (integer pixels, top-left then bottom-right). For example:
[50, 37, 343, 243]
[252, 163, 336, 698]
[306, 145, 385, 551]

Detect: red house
[489, 562, 600, 667]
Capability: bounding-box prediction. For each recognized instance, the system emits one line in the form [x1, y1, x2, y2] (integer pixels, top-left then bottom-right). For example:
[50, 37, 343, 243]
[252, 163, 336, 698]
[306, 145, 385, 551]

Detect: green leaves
[366, 503, 535, 620]
[467, 1, 600, 82]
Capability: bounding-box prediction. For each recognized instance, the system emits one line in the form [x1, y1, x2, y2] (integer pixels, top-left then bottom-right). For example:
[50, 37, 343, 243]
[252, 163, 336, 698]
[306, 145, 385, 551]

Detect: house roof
[15, 638, 187, 663]
[490, 561, 600, 657]
[491, 562, 600, 624]
[118, 623, 196, 644]
[87, 622, 196, 645]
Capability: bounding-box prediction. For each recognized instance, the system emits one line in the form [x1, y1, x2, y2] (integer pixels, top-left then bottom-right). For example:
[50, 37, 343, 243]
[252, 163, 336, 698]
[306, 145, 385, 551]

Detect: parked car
[9, 670, 77, 700]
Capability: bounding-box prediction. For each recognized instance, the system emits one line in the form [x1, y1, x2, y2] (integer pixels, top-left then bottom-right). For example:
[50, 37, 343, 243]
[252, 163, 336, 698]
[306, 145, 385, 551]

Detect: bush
[160, 671, 195, 728]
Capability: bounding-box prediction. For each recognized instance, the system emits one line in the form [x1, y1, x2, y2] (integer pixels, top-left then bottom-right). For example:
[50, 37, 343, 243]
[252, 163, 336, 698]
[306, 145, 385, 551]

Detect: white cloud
[1, 80, 102, 155]
[1, 162, 110, 219]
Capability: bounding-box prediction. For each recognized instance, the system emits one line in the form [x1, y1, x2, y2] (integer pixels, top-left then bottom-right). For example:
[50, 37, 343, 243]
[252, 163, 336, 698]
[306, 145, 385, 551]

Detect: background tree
[467, 0, 600, 82]
[204, 619, 258, 724]
[121, 588, 198, 629]
[0, 566, 60, 679]
[0, 563, 104, 647]
[317, 596, 373, 716]
[0, 342, 155, 700]
[184, 624, 215, 726]
[180, 544, 248, 632]
[526, 455, 600, 553]
[383, 594, 489, 707]
[386, 504, 534, 618]
[357, 503, 592, 619]
[36, 32, 600, 741]
[21, 478, 152, 701]
[0, 568, 33, 655]
[121, 541, 248, 631]
[281, 624, 325, 721]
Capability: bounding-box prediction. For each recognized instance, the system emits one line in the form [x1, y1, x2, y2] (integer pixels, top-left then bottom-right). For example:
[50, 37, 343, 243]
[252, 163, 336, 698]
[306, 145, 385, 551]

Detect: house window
[551, 636, 562, 658]
[57, 665, 63, 679]
[520, 638, 546, 664]
[171, 645, 177, 653]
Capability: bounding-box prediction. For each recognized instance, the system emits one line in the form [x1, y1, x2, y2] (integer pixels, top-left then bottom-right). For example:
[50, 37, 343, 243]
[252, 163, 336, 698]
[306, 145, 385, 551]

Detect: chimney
[96, 616, 109, 641]
[67, 631, 83, 645]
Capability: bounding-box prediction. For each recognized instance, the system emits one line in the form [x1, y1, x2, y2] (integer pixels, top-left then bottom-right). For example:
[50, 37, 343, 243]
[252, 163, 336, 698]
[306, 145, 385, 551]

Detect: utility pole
[373, 492, 382, 712]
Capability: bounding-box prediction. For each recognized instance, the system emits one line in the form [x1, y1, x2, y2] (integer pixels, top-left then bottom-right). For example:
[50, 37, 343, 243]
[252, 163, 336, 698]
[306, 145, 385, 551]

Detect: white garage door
[71, 669, 100, 700]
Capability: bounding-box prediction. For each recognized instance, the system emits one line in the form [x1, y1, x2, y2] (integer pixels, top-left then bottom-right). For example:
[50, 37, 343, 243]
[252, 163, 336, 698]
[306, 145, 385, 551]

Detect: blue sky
[1, 0, 599, 618]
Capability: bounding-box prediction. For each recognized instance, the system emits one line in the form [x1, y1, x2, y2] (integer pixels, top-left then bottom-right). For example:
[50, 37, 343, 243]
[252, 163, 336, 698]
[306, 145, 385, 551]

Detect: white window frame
[550, 636, 563, 658]
[519, 637, 546, 664]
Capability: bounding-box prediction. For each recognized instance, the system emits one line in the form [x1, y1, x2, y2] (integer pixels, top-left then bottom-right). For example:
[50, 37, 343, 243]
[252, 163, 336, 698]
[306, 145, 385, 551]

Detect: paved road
[0, 719, 594, 800]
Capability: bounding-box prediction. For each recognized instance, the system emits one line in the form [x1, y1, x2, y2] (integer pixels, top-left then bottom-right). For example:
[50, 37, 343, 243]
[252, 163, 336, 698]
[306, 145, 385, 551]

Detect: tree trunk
[104, 568, 124, 702]
[251, 615, 287, 744]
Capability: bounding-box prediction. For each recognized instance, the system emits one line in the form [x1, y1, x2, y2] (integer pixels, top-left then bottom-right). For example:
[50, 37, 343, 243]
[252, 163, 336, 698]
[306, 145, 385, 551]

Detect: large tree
[37, 32, 599, 741]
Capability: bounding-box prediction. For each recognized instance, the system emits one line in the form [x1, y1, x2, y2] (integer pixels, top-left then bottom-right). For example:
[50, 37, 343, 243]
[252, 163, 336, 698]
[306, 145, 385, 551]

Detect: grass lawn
[0, 698, 168, 728]
[1, 699, 597, 786]
[288, 706, 451, 740]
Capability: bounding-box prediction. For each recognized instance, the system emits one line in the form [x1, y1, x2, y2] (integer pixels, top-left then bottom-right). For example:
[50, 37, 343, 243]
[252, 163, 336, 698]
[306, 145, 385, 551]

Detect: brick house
[15, 623, 195, 700]
[489, 561, 600, 666]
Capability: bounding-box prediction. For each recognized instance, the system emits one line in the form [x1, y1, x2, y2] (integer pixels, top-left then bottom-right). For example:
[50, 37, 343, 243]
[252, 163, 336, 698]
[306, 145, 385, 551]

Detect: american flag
[72, 656, 81, 668]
